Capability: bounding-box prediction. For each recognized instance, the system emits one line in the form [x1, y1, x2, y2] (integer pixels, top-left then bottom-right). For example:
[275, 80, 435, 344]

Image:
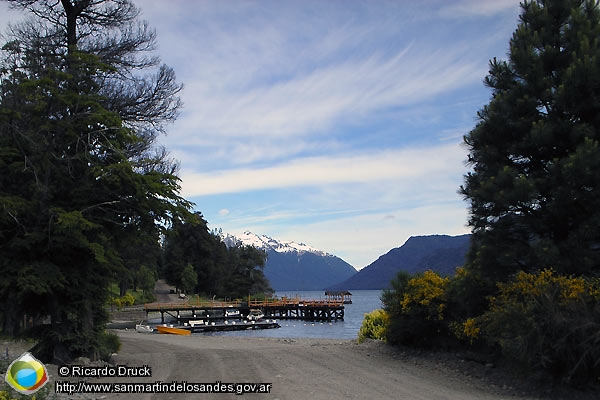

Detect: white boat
[135, 323, 154, 334]
[247, 309, 264, 321]
[225, 308, 240, 317]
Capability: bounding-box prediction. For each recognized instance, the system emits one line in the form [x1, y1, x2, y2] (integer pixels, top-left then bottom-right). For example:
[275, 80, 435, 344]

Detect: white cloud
[439, 0, 521, 18]
[180, 142, 465, 197]
[172, 43, 483, 142]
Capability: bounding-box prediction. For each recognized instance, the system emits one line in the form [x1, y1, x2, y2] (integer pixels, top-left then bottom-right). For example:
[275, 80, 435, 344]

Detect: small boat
[155, 324, 191, 336]
[135, 323, 154, 334]
[225, 308, 240, 317]
[247, 309, 264, 321]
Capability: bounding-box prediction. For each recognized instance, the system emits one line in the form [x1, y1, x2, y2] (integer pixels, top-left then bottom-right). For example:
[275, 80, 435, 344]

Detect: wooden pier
[250, 297, 344, 321]
[144, 296, 344, 323]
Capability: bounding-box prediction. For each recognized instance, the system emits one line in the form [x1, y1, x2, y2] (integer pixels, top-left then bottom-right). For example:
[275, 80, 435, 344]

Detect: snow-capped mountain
[221, 231, 330, 257]
[219, 231, 356, 291]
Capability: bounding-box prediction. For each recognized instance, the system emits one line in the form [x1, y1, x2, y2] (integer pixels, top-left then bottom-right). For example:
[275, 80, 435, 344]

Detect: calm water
[202, 290, 383, 340]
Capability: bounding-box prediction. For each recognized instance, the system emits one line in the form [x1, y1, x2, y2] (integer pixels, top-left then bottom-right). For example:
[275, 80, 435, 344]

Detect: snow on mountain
[221, 231, 331, 257]
[219, 230, 356, 290]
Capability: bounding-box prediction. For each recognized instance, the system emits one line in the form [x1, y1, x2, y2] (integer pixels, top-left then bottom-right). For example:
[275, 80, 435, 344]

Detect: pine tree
[0, 0, 191, 361]
[162, 213, 271, 299]
[461, 0, 600, 282]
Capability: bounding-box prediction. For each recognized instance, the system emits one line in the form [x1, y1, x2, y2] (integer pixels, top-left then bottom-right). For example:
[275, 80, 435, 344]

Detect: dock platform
[184, 320, 280, 333]
[144, 297, 344, 323]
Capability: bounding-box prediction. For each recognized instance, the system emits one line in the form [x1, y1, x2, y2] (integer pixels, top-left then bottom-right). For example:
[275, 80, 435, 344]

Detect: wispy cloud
[175, 45, 482, 141]
[439, 0, 521, 18]
[180, 142, 465, 197]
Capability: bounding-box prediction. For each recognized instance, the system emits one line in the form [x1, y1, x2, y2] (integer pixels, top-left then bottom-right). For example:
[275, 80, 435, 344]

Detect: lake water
[202, 290, 383, 340]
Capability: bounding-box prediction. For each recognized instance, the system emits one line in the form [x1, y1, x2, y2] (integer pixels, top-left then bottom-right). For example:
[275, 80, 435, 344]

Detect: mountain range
[221, 231, 357, 291]
[327, 234, 471, 290]
[221, 231, 471, 291]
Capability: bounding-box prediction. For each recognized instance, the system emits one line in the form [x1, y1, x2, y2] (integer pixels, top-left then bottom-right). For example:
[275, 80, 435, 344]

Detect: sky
[0, 0, 523, 270]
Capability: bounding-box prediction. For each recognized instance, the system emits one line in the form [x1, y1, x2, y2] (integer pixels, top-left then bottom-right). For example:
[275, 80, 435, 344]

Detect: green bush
[479, 270, 600, 384]
[358, 309, 388, 343]
[112, 293, 135, 309]
[98, 331, 121, 361]
[0, 383, 52, 400]
[383, 270, 454, 347]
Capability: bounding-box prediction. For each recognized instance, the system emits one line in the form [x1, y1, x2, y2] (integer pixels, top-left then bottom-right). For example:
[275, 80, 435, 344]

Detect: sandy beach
[33, 329, 540, 400]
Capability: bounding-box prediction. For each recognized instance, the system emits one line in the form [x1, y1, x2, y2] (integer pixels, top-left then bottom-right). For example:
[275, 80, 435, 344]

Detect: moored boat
[247, 309, 264, 321]
[156, 324, 191, 336]
[225, 308, 241, 317]
[135, 323, 154, 334]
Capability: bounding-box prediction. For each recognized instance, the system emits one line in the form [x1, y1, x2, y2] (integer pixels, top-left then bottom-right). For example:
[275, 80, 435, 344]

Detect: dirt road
[152, 279, 182, 303]
[96, 330, 533, 400]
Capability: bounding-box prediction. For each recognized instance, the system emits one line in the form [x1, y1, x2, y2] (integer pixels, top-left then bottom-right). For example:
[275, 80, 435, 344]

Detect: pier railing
[144, 300, 240, 312]
[145, 296, 344, 312]
[144, 295, 345, 322]
[248, 297, 344, 308]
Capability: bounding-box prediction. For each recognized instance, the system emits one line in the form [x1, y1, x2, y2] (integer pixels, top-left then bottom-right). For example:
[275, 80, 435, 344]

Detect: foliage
[380, 271, 411, 317]
[399, 270, 450, 320]
[97, 331, 120, 361]
[0, 385, 51, 400]
[180, 264, 197, 295]
[358, 309, 388, 343]
[111, 293, 135, 309]
[382, 270, 453, 347]
[137, 265, 157, 295]
[449, 318, 481, 345]
[384, 267, 600, 383]
[0, 0, 191, 361]
[478, 269, 600, 383]
[461, 0, 600, 283]
[108, 284, 153, 305]
[162, 213, 272, 298]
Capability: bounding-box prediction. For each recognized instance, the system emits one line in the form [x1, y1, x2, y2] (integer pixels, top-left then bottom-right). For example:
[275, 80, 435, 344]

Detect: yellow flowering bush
[450, 318, 481, 344]
[383, 270, 454, 347]
[112, 293, 135, 309]
[481, 269, 600, 383]
[400, 270, 450, 320]
[497, 269, 592, 303]
[462, 318, 480, 340]
[358, 309, 389, 343]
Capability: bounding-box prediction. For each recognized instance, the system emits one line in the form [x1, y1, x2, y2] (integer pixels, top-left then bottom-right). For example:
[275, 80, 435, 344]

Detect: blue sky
[1, 1, 522, 269]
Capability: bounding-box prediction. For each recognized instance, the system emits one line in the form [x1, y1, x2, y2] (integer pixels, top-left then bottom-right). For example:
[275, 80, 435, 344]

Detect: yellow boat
[155, 325, 191, 336]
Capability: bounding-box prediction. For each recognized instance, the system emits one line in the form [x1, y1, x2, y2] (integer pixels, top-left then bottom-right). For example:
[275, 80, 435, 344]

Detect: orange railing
[145, 296, 344, 311]
[144, 299, 241, 311]
[248, 297, 344, 308]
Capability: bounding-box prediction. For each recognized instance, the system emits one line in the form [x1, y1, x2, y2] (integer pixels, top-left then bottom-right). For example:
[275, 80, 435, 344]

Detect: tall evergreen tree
[162, 213, 271, 298]
[0, 0, 191, 361]
[461, 0, 600, 283]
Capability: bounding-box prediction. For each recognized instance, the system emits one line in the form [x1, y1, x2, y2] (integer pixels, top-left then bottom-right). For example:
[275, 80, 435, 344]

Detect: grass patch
[108, 283, 155, 305]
